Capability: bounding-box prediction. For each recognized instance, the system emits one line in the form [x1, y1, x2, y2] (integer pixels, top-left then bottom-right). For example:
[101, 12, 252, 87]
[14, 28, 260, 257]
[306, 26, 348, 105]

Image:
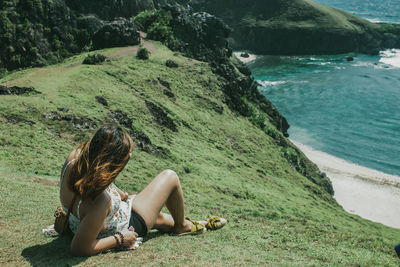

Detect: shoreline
[293, 141, 400, 229]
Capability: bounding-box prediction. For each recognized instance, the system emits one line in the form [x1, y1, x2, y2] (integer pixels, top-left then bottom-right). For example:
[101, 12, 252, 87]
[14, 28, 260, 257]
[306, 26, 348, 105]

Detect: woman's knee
[161, 169, 180, 185]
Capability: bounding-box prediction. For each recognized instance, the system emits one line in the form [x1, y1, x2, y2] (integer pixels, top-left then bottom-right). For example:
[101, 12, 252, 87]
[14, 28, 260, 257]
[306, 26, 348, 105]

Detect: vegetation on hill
[1, 40, 400, 266]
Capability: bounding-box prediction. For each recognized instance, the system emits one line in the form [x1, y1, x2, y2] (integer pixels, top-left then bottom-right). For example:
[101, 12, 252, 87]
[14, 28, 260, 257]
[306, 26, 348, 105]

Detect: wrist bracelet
[113, 234, 121, 248]
[116, 231, 124, 247]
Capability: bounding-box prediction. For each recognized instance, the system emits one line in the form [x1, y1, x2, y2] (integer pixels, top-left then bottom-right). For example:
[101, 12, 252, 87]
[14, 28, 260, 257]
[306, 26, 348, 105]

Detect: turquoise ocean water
[249, 0, 400, 177]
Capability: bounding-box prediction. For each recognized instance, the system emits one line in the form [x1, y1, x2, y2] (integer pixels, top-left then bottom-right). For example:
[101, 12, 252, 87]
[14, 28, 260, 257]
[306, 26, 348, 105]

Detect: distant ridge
[174, 0, 400, 55]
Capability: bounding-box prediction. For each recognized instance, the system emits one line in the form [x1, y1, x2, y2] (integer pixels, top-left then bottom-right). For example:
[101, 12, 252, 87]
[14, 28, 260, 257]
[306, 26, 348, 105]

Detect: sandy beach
[293, 141, 400, 229]
[234, 51, 257, 64]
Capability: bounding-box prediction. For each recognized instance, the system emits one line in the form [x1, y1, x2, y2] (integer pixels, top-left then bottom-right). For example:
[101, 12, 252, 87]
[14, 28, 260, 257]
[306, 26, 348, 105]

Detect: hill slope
[0, 41, 399, 266]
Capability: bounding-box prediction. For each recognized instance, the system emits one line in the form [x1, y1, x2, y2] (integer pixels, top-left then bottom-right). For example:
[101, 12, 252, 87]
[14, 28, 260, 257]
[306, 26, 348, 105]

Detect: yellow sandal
[178, 217, 207, 236]
[205, 216, 227, 230]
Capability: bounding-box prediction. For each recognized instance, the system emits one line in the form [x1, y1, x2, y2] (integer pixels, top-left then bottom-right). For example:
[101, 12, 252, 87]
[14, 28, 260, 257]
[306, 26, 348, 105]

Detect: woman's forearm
[91, 235, 119, 255]
[72, 235, 118, 256]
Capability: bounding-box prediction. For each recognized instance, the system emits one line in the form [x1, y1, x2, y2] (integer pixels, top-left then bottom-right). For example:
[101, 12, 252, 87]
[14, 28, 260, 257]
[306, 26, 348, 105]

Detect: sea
[248, 0, 400, 181]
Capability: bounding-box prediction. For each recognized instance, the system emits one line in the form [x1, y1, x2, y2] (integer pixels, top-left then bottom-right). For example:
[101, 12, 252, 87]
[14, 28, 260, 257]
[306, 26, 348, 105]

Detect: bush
[166, 59, 178, 68]
[136, 47, 150, 60]
[82, 53, 106, 65]
[132, 9, 178, 49]
[132, 10, 172, 32]
[148, 22, 173, 42]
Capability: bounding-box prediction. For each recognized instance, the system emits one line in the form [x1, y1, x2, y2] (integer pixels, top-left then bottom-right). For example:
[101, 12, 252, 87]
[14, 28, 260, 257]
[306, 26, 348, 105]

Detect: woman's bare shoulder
[66, 149, 80, 163]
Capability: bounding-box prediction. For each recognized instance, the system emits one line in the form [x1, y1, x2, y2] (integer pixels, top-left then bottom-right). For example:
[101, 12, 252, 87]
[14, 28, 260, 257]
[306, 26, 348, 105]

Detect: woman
[59, 123, 226, 256]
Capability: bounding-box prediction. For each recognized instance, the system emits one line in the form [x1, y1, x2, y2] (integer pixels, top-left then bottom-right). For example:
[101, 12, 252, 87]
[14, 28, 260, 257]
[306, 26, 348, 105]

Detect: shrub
[132, 9, 178, 49]
[82, 53, 106, 65]
[148, 22, 173, 42]
[166, 59, 178, 68]
[132, 10, 172, 32]
[136, 47, 150, 60]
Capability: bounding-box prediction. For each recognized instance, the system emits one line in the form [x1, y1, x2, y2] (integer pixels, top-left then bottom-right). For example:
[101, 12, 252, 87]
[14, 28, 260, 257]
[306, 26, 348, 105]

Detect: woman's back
[60, 150, 133, 238]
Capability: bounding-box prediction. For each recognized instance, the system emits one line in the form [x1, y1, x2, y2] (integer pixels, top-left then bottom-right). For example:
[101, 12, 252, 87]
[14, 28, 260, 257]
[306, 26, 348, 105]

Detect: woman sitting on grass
[59, 123, 226, 256]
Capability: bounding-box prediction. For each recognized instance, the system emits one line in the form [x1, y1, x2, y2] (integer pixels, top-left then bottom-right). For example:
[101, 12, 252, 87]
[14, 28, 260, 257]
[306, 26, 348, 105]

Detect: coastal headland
[1, 0, 400, 265]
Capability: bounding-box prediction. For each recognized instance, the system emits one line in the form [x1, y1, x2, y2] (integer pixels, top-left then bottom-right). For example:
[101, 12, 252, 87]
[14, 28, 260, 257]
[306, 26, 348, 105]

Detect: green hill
[177, 0, 400, 54]
[0, 40, 399, 265]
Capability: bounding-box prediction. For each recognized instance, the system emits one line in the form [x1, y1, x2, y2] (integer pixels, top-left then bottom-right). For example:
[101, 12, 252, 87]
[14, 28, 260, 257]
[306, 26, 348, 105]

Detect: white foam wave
[258, 80, 287, 87]
[379, 49, 400, 68]
[233, 51, 257, 64]
[367, 18, 385, 23]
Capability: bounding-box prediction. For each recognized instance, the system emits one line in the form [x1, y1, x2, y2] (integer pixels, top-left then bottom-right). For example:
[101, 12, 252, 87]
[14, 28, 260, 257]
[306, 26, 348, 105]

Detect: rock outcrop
[93, 18, 141, 49]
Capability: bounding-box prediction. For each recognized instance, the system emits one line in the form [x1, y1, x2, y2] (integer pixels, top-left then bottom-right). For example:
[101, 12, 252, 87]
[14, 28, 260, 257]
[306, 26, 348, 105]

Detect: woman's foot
[205, 216, 227, 230]
[173, 218, 206, 235]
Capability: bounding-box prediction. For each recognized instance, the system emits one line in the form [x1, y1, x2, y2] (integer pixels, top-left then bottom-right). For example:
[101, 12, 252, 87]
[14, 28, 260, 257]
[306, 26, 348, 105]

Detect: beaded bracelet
[113, 234, 121, 248]
[115, 231, 124, 247]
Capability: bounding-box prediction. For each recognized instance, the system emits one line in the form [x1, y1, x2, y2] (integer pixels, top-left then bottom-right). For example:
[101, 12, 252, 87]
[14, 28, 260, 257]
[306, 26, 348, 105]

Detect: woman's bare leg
[131, 169, 191, 234]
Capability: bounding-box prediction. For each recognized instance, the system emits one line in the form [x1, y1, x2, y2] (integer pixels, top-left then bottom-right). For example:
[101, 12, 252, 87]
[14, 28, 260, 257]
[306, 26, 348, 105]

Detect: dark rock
[160, 4, 232, 62]
[107, 110, 133, 130]
[42, 112, 97, 130]
[92, 18, 140, 49]
[163, 90, 175, 99]
[95, 96, 109, 106]
[0, 85, 40, 95]
[166, 59, 179, 68]
[240, 53, 250, 58]
[107, 109, 171, 156]
[83, 54, 107, 65]
[145, 100, 178, 132]
[57, 107, 69, 112]
[157, 78, 170, 89]
[4, 115, 35, 126]
[183, 166, 191, 173]
[346, 56, 354, 62]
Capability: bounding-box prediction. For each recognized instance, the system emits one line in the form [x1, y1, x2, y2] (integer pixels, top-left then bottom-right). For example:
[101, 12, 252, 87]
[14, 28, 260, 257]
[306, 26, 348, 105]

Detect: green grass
[0, 41, 399, 266]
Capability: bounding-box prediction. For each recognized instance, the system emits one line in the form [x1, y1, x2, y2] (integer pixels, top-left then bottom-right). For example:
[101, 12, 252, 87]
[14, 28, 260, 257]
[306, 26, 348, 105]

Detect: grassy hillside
[1, 41, 400, 266]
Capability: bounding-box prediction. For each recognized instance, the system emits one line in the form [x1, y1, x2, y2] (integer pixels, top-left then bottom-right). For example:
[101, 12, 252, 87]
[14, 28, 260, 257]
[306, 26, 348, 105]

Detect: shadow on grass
[144, 230, 165, 241]
[21, 236, 88, 266]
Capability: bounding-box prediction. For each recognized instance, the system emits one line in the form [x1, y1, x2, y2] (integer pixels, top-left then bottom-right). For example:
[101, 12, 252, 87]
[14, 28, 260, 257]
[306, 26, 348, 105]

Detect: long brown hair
[69, 123, 134, 200]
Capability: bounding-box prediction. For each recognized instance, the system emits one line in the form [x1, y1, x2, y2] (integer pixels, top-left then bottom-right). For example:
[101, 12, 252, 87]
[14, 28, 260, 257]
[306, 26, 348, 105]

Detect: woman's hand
[121, 191, 129, 201]
[119, 227, 138, 249]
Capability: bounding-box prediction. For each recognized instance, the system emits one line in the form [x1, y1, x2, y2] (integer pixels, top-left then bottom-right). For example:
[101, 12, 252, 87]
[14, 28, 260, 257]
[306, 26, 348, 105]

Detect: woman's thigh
[131, 170, 178, 229]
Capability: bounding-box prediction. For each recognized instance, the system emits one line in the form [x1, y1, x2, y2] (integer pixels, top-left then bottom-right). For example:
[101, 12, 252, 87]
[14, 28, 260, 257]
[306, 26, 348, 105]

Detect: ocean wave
[367, 18, 385, 23]
[258, 80, 287, 87]
[379, 49, 400, 68]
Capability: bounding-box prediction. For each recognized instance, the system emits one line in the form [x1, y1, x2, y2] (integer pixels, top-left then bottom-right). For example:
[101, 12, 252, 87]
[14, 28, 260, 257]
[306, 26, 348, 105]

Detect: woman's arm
[70, 195, 113, 256]
[70, 194, 138, 256]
